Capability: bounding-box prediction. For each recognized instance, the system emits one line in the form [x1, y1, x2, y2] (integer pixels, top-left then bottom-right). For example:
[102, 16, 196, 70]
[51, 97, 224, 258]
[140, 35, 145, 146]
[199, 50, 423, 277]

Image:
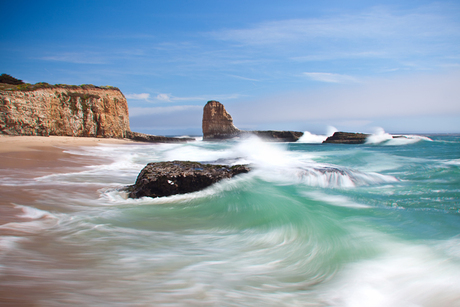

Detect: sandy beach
[0, 135, 138, 153]
[0, 135, 140, 225]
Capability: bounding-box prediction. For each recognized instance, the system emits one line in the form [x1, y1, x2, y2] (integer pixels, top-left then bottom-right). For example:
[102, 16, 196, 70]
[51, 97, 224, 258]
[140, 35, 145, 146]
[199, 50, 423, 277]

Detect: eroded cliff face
[0, 87, 130, 138]
[202, 100, 240, 140]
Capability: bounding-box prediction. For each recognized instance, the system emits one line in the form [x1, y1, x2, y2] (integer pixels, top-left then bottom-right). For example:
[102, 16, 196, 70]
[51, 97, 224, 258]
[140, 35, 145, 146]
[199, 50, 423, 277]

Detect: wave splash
[366, 127, 433, 145]
[298, 126, 337, 143]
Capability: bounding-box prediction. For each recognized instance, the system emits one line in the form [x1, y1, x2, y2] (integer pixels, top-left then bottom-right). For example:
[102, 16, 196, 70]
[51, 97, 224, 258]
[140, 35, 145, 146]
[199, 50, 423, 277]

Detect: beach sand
[0, 135, 140, 224]
[0, 136, 145, 304]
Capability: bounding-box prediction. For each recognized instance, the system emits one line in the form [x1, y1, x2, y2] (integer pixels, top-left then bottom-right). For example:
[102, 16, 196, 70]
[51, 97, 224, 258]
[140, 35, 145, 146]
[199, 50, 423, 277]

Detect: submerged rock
[322, 132, 370, 144]
[126, 161, 250, 199]
[202, 100, 303, 142]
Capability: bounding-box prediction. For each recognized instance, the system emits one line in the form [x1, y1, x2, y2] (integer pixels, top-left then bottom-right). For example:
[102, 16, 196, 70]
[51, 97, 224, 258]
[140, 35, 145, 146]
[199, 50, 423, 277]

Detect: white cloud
[303, 72, 358, 83]
[125, 93, 150, 100]
[129, 105, 202, 117]
[155, 93, 172, 102]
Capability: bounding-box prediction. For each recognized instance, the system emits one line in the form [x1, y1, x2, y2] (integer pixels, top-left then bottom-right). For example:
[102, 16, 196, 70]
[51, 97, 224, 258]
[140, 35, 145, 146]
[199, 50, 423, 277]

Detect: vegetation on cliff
[0, 74, 119, 92]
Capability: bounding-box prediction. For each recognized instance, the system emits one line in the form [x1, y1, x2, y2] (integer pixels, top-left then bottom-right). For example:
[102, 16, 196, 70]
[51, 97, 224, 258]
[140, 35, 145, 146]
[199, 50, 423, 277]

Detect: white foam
[298, 131, 328, 143]
[0, 236, 24, 255]
[366, 127, 433, 146]
[14, 204, 51, 219]
[303, 191, 371, 208]
[445, 159, 460, 166]
[0, 205, 58, 233]
[322, 241, 460, 307]
[365, 127, 393, 145]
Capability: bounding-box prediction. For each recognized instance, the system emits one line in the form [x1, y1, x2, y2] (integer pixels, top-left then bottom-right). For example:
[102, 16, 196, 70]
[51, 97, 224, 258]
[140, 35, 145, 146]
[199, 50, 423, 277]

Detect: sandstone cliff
[202, 100, 240, 140]
[202, 100, 303, 142]
[0, 85, 130, 138]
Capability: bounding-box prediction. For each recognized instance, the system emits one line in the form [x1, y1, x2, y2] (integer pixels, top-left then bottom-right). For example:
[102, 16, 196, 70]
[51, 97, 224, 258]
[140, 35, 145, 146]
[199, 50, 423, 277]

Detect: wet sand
[0, 136, 140, 225]
[0, 136, 143, 305]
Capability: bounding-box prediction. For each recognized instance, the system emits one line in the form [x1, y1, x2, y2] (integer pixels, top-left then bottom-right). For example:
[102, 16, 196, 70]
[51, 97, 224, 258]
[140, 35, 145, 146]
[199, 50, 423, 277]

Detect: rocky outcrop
[202, 100, 303, 142]
[126, 131, 194, 143]
[126, 161, 250, 198]
[202, 100, 240, 140]
[250, 130, 305, 142]
[322, 132, 370, 144]
[0, 85, 130, 138]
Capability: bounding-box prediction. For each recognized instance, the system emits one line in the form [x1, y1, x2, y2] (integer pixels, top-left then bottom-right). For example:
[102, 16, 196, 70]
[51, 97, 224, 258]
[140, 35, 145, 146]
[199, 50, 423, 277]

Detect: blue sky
[1, 0, 459, 135]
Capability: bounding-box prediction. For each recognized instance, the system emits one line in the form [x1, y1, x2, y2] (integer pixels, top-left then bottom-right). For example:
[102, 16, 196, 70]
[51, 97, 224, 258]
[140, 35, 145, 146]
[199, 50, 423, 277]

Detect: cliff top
[0, 74, 120, 92]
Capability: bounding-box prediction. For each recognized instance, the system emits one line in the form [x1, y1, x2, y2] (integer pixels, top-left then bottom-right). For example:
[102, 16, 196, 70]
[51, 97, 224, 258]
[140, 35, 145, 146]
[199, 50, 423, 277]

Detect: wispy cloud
[209, 6, 460, 65]
[41, 52, 107, 64]
[226, 74, 260, 82]
[213, 8, 460, 45]
[303, 72, 358, 83]
[125, 93, 150, 100]
[126, 92, 243, 103]
[129, 105, 202, 117]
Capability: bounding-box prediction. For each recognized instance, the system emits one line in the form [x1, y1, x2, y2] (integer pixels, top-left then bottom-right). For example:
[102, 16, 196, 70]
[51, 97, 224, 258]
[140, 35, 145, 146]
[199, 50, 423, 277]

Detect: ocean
[1, 132, 460, 306]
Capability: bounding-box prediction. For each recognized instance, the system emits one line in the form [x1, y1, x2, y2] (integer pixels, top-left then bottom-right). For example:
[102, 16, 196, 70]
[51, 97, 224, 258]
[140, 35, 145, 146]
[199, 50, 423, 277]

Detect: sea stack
[202, 100, 303, 142]
[202, 100, 241, 140]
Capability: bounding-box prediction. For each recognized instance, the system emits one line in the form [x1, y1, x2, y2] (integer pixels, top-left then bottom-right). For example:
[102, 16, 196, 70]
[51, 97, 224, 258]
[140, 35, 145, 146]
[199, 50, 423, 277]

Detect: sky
[1, 0, 459, 135]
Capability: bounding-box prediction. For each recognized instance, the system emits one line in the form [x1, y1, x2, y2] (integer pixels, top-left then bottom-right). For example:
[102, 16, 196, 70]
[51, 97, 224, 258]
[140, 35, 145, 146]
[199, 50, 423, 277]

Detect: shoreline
[0, 135, 141, 153]
[0, 135, 142, 227]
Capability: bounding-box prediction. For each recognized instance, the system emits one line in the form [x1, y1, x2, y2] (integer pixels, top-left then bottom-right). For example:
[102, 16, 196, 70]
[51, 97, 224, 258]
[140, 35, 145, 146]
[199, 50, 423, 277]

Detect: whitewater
[1, 132, 460, 306]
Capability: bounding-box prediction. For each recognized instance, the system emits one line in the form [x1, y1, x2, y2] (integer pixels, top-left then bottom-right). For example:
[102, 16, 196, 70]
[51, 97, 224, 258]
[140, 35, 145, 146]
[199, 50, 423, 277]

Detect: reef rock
[250, 130, 305, 142]
[0, 85, 130, 138]
[127, 161, 250, 199]
[322, 132, 370, 144]
[126, 131, 194, 143]
[202, 100, 303, 142]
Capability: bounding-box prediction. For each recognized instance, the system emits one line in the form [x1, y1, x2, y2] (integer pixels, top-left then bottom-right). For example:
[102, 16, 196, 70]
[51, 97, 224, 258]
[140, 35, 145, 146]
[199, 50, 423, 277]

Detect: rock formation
[202, 100, 240, 140]
[126, 131, 194, 143]
[126, 161, 250, 198]
[322, 132, 370, 144]
[202, 100, 304, 142]
[0, 85, 130, 138]
[250, 130, 304, 142]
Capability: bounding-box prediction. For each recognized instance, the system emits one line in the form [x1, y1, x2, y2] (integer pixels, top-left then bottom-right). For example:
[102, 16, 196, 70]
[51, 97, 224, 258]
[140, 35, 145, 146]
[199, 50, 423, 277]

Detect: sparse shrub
[0, 74, 25, 85]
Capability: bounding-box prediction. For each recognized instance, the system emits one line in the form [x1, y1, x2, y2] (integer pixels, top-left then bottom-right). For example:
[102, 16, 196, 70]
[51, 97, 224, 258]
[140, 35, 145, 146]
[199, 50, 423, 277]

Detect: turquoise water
[1, 134, 460, 306]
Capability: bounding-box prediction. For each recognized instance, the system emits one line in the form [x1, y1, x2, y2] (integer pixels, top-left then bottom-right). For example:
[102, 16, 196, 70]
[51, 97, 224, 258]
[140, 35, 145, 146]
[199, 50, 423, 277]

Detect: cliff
[202, 100, 304, 142]
[0, 85, 130, 138]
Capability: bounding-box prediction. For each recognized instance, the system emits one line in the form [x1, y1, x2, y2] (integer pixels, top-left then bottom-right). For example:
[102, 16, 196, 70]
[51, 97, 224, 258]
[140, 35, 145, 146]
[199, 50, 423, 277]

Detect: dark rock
[250, 130, 304, 142]
[322, 132, 370, 144]
[127, 161, 250, 198]
[126, 131, 194, 143]
[202, 100, 303, 142]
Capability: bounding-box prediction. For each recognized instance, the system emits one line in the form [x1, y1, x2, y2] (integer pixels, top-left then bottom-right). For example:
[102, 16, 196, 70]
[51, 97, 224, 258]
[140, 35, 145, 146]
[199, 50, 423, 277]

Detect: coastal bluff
[202, 100, 303, 142]
[0, 84, 130, 138]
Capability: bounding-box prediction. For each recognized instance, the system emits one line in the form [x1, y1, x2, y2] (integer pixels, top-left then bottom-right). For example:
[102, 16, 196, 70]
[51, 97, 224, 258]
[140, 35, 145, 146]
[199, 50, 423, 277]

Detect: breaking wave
[366, 128, 433, 145]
